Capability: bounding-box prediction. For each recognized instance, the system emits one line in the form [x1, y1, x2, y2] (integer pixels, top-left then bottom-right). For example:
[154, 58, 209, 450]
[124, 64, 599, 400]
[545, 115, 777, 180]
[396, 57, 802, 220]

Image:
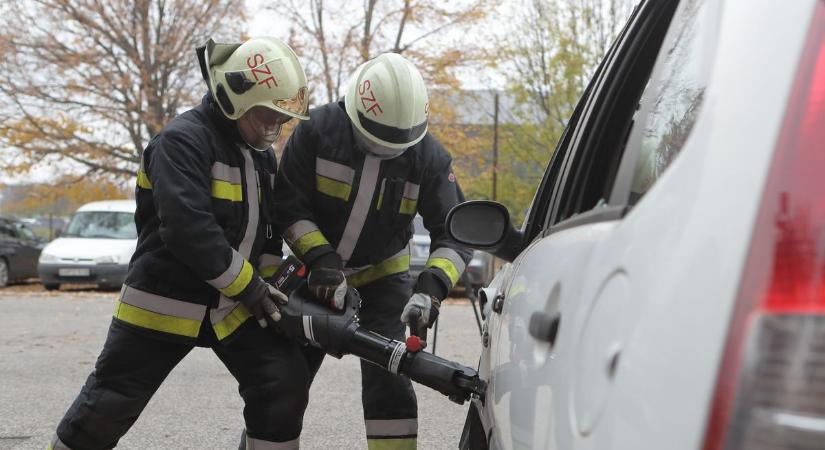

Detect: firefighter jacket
[120, 94, 283, 343]
[274, 101, 471, 299]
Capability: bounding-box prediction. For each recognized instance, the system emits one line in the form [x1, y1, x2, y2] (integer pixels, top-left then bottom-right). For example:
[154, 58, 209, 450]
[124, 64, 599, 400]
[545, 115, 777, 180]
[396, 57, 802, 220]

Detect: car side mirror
[446, 200, 524, 262]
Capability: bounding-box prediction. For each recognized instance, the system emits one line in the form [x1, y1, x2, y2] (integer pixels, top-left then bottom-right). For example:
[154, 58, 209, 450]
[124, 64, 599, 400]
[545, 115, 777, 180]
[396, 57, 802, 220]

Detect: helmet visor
[238, 106, 292, 151]
[272, 86, 309, 119]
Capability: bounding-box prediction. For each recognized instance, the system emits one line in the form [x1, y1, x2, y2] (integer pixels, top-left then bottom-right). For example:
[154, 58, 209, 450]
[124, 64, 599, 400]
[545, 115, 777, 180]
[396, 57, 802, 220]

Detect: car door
[13, 223, 43, 276]
[484, 1, 685, 448]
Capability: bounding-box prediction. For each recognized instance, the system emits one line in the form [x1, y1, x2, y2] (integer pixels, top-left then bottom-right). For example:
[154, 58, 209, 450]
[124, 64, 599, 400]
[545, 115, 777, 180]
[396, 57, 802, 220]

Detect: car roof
[76, 200, 136, 213]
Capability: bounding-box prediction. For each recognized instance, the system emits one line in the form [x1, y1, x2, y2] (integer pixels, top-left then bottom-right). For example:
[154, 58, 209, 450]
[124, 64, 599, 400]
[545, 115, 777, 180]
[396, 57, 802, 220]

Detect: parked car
[0, 217, 45, 287]
[38, 200, 137, 290]
[449, 0, 825, 449]
[409, 214, 495, 290]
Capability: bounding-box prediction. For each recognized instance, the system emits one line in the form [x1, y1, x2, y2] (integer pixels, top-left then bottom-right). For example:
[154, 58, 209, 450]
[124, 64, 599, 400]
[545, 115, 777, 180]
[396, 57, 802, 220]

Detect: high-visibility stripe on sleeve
[284, 220, 330, 257]
[258, 253, 282, 279]
[208, 251, 254, 297]
[212, 303, 251, 340]
[366, 438, 417, 450]
[137, 155, 153, 189]
[347, 247, 411, 288]
[137, 170, 152, 189]
[399, 198, 417, 215]
[425, 247, 467, 287]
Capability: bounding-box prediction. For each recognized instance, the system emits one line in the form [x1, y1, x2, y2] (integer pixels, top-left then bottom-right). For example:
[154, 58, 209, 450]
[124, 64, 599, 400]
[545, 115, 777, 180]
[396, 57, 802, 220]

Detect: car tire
[43, 283, 60, 291]
[0, 258, 8, 288]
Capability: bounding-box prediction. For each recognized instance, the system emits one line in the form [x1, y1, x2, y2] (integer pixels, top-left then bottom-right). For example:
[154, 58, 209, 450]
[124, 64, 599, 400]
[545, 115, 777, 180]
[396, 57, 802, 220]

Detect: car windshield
[63, 211, 137, 239]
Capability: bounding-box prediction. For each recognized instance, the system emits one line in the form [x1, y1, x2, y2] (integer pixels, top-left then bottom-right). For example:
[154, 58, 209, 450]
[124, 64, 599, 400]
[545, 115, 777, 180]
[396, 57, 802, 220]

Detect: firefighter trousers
[51, 318, 324, 450]
[322, 272, 420, 450]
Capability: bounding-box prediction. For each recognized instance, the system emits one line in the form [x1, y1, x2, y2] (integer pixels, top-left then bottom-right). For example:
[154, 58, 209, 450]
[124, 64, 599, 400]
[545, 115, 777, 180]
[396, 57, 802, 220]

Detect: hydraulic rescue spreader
[267, 257, 486, 404]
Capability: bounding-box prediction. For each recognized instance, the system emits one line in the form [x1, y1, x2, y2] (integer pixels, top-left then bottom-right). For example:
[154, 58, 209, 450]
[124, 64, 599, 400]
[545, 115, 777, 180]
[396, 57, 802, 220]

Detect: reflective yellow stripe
[347, 254, 410, 288]
[260, 264, 279, 278]
[399, 198, 417, 215]
[367, 438, 416, 450]
[316, 175, 351, 201]
[219, 259, 254, 297]
[425, 257, 461, 286]
[294, 230, 330, 256]
[137, 170, 152, 189]
[113, 300, 201, 338]
[212, 303, 251, 340]
[212, 179, 243, 202]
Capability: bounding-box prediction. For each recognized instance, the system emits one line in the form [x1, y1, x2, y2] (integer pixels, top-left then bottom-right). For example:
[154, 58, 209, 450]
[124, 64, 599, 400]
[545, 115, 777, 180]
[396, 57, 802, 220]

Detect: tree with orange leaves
[0, 0, 246, 179]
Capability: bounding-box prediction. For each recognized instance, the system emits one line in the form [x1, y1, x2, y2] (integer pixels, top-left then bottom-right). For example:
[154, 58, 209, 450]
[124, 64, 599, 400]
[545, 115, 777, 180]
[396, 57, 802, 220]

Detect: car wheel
[98, 283, 121, 291]
[43, 283, 60, 291]
[0, 258, 9, 288]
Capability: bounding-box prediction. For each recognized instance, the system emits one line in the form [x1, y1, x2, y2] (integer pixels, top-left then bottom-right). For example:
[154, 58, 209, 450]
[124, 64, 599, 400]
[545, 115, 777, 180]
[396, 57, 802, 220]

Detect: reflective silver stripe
[387, 341, 406, 374]
[50, 435, 74, 450]
[120, 285, 206, 320]
[259, 253, 281, 268]
[284, 220, 320, 243]
[246, 435, 300, 450]
[211, 161, 243, 184]
[365, 418, 418, 437]
[429, 247, 467, 274]
[303, 315, 315, 342]
[402, 182, 420, 199]
[210, 294, 236, 324]
[269, 173, 275, 189]
[316, 157, 355, 183]
[207, 249, 245, 291]
[239, 148, 259, 259]
[337, 156, 381, 263]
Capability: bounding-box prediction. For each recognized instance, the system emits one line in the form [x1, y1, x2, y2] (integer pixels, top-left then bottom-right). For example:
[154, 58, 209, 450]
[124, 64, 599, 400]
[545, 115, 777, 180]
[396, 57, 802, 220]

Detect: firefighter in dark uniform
[48, 37, 316, 450]
[274, 52, 472, 450]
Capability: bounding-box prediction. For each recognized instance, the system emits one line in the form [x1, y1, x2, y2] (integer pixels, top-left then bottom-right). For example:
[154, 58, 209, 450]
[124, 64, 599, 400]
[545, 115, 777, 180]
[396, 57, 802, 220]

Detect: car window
[0, 223, 17, 239]
[550, 0, 680, 227]
[626, 0, 713, 205]
[14, 223, 37, 241]
[64, 211, 137, 239]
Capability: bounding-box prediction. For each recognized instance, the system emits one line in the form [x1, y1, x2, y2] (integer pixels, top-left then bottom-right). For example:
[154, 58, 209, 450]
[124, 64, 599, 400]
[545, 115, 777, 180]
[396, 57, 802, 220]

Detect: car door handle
[529, 311, 561, 346]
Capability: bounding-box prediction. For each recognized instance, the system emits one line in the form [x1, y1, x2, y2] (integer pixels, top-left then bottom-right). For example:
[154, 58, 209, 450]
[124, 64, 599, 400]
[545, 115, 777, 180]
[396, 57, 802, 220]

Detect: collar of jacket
[201, 92, 245, 147]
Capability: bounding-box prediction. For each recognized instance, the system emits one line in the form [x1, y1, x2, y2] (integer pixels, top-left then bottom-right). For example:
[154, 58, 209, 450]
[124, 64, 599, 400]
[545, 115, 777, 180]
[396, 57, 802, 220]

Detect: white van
[37, 200, 137, 290]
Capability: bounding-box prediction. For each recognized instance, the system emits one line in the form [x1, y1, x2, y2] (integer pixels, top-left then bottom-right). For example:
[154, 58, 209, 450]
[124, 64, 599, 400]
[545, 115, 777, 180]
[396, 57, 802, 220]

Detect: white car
[447, 0, 825, 449]
[38, 200, 137, 290]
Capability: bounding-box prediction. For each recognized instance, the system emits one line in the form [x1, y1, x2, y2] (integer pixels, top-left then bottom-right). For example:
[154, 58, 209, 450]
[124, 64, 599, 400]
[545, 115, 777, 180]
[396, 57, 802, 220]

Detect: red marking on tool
[406, 335, 423, 352]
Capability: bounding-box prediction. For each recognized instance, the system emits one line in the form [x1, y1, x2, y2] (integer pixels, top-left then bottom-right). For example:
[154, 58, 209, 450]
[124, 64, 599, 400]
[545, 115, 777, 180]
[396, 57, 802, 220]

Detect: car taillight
[702, 4, 825, 450]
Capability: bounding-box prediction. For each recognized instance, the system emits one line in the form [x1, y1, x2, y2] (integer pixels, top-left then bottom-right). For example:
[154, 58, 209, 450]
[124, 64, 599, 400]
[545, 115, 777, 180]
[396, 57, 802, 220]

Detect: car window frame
[541, 0, 682, 235]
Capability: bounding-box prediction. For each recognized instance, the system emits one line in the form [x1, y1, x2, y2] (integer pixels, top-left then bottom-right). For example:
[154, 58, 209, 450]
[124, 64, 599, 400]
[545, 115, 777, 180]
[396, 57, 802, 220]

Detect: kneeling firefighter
[48, 37, 316, 450]
[274, 53, 473, 449]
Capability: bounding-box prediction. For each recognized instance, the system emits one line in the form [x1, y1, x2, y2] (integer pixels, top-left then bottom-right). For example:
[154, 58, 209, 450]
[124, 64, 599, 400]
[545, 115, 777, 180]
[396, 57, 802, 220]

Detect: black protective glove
[412, 271, 446, 328]
[307, 252, 347, 310]
[235, 277, 289, 328]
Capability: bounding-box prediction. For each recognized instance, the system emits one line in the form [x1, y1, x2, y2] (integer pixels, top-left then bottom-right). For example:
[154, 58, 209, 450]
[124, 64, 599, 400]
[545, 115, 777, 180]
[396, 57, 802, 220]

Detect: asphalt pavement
[0, 287, 482, 450]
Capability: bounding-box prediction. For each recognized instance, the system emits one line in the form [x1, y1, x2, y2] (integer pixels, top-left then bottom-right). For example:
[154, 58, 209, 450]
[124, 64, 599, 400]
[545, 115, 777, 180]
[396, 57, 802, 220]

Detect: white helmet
[197, 37, 310, 122]
[344, 53, 429, 159]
